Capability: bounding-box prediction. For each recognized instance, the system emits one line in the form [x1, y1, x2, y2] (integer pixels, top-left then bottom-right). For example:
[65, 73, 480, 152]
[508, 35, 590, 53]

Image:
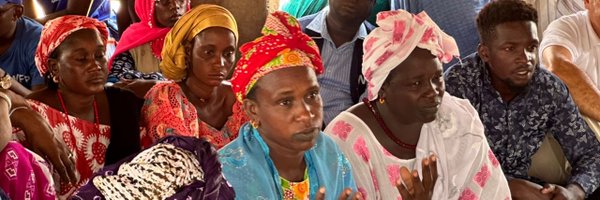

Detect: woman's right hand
[396, 154, 438, 200]
[316, 187, 362, 200]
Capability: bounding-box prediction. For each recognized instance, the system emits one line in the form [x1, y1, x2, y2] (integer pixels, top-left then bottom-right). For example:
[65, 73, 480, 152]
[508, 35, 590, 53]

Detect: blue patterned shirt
[444, 53, 600, 195]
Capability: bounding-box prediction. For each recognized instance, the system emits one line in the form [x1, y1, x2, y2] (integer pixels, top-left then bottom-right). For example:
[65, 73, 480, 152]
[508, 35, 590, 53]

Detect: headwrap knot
[231, 11, 323, 103]
[363, 10, 460, 101]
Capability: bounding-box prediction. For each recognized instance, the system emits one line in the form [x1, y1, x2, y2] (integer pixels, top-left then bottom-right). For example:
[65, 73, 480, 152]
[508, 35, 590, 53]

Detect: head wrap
[109, 0, 190, 67]
[160, 4, 238, 81]
[362, 10, 460, 101]
[231, 11, 324, 103]
[35, 15, 108, 77]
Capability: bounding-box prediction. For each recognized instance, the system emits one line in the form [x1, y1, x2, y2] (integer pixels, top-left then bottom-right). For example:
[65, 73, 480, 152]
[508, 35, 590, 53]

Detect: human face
[186, 27, 236, 87]
[329, 0, 374, 23]
[380, 48, 444, 124]
[479, 21, 539, 92]
[49, 29, 107, 95]
[0, 4, 21, 38]
[154, 0, 187, 27]
[244, 66, 323, 153]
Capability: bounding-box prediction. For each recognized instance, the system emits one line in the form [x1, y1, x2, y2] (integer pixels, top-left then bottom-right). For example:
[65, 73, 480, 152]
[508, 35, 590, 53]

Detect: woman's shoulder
[144, 81, 183, 99]
[27, 89, 55, 103]
[217, 81, 236, 108]
[26, 89, 60, 110]
[437, 93, 487, 140]
[325, 103, 373, 140]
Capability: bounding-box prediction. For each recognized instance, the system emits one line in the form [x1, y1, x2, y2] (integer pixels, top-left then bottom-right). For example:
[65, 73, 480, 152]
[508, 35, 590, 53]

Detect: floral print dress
[281, 173, 310, 200]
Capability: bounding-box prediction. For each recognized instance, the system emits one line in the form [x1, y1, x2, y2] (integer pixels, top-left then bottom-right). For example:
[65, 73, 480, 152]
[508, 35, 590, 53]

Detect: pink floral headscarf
[362, 10, 460, 101]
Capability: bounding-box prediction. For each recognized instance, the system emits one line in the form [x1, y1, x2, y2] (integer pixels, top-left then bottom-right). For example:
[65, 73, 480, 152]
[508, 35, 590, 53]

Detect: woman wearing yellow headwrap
[141, 4, 246, 149]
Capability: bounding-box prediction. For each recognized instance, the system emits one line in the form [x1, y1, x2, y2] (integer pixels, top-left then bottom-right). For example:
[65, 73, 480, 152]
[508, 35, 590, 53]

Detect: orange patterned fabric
[141, 82, 241, 149]
[230, 11, 323, 103]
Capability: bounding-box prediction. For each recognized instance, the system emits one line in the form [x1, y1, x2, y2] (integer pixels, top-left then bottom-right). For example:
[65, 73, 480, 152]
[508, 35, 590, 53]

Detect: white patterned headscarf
[362, 10, 460, 101]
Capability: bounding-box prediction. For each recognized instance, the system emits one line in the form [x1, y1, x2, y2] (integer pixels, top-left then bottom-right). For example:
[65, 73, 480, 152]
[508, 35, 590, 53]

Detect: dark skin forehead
[52, 29, 105, 57]
[384, 48, 441, 86]
[251, 66, 319, 102]
[487, 21, 539, 47]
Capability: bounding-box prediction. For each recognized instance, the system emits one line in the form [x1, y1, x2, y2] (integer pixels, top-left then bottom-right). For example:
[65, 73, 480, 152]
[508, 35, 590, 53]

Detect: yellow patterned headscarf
[160, 4, 238, 81]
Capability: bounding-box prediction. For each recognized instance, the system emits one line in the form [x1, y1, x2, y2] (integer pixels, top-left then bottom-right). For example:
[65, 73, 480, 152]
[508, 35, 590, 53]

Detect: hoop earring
[52, 75, 59, 83]
[379, 98, 385, 104]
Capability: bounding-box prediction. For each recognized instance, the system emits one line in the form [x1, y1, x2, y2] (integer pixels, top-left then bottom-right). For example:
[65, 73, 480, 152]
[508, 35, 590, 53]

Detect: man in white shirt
[540, 0, 600, 143]
[523, 0, 585, 38]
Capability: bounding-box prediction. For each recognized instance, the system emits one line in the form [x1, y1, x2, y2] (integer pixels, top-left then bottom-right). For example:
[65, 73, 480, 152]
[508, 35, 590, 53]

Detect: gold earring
[251, 120, 260, 128]
[379, 98, 385, 104]
[52, 75, 59, 83]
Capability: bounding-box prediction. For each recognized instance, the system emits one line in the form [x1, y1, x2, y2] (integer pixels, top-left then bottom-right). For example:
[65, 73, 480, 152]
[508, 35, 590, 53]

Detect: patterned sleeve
[549, 89, 600, 195]
[140, 83, 199, 148]
[108, 51, 165, 83]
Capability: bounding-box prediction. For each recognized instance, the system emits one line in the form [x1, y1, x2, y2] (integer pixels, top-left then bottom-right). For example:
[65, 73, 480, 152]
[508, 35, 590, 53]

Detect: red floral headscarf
[230, 11, 324, 103]
[35, 15, 108, 77]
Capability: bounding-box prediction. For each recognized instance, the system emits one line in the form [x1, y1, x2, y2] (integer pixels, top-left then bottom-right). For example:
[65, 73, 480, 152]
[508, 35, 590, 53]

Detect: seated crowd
[0, 0, 599, 199]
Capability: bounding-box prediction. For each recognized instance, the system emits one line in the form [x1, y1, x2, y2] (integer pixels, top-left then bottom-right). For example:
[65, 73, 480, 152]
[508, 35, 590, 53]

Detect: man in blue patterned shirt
[444, 1, 600, 199]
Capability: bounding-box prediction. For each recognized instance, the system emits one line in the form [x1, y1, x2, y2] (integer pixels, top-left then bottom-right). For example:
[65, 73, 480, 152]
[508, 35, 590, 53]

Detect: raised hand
[396, 154, 438, 200]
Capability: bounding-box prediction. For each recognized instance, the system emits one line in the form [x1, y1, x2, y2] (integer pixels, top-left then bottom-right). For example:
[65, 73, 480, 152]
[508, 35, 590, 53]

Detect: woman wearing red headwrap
[12, 16, 145, 198]
[220, 11, 361, 200]
[107, 0, 188, 83]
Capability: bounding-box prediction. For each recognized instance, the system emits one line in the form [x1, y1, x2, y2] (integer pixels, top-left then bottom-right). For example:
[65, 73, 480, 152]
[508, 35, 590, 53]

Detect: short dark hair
[476, 0, 538, 44]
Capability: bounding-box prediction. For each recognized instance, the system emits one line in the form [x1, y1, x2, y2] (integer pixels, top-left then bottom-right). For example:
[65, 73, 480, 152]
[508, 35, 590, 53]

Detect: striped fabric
[305, 8, 369, 125]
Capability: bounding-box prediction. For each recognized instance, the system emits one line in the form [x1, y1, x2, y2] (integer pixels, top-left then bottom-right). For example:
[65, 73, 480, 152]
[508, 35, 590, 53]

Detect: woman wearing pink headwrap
[324, 10, 511, 200]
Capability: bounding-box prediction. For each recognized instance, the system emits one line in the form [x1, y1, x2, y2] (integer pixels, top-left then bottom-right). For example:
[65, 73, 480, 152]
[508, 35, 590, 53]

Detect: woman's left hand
[396, 154, 438, 200]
